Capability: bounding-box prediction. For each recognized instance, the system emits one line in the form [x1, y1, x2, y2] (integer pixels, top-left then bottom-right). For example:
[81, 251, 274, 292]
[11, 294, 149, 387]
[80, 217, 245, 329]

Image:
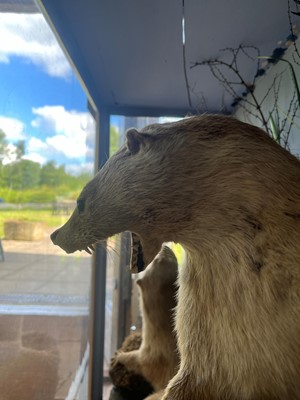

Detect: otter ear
[126, 128, 144, 155]
[136, 278, 143, 287]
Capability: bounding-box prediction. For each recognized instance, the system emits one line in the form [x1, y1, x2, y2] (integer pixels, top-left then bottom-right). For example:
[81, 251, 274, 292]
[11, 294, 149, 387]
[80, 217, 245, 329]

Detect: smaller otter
[109, 245, 179, 400]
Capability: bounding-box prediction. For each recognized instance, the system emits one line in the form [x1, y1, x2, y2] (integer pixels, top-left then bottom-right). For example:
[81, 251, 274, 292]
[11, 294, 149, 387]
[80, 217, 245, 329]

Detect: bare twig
[191, 44, 299, 149]
[288, 0, 300, 65]
[191, 51, 269, 132]
[182, 0, 192, 109]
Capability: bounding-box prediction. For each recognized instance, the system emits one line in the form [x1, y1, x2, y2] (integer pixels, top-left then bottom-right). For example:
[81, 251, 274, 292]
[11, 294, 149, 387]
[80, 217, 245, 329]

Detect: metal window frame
[89, 109, 109, 400]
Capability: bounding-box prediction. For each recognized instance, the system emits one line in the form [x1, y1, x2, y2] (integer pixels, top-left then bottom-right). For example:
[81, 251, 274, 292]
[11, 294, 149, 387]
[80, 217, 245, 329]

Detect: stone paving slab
[0, 227, 92, 309]
[0, 228, 115, 399]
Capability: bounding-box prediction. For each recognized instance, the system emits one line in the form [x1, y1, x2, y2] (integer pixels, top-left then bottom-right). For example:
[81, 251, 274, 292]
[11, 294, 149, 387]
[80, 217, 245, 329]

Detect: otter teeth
[89, 244, 96, 252]
[84, 245, 96, 255]
[85, 247, 92, 255]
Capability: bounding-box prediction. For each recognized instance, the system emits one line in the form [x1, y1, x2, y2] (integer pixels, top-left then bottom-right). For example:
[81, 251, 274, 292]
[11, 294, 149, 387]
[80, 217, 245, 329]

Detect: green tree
[2, 160, 41, 190]
[40, 161, 67, 187]
[2, 163, 20, 189]
[0, 128, 93, 200]
[20, 160, 40, 189]
[15, 140, 25, 160]
[110, 125, 120, 155]
[0, 129, 8, 163]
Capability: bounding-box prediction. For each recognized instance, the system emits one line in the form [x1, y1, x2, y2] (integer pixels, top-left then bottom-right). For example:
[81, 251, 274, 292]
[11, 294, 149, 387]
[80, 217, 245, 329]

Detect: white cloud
[26, 137, 48, 164]
[27, 136, 48, 152]
[0, 13, 71, 78]
[2, 143, 17, 164]
[0, 116, 27, 140]
[2, 136, 51, 166]
[31, 105, 95, 159]
[0, 107, 96, 169]
[23, 152, 47, 165]
[0, 53, 9, 63]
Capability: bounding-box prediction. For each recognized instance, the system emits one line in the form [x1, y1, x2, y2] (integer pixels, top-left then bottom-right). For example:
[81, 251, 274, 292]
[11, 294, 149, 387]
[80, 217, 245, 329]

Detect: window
[0, 3, 95, 399]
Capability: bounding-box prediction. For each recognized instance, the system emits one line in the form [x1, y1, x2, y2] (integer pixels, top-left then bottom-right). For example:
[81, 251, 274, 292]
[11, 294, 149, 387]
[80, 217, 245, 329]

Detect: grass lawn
[0, 209, 69, 238]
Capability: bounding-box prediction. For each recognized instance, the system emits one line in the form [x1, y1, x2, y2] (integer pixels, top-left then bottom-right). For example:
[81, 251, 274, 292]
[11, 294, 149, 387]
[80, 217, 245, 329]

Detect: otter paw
[109, 357, 153, 398]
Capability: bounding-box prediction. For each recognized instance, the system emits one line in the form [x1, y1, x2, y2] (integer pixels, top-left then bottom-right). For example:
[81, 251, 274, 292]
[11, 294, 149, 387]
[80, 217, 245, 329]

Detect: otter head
[50, 121, 193, 269]
[136, 245, 178, 329]
[136, 245, 178, 289]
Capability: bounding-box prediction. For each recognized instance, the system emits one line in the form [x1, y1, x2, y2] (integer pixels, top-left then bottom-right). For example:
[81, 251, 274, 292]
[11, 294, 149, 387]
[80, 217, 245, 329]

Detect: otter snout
[50, 229, 59, 244]
[50, 228, 72, 252]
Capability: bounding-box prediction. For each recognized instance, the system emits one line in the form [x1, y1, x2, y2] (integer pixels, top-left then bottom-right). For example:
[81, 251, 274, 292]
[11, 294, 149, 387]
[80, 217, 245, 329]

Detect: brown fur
[109, 331, 154, 399]
[110, 246, 179, 400]
[119, 331, 143, 352]
[51, 115, 300, 399]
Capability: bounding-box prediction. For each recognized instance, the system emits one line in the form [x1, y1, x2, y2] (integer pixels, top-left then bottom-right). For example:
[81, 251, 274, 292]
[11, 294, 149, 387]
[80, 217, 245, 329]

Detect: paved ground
[0, 228, 93, 399]
[0, 227, 120, 399]
[0, 228, 91, 315]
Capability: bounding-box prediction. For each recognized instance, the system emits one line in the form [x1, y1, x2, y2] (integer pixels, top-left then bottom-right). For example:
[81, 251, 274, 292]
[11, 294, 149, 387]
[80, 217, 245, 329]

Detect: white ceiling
[37, 0, 294, 116]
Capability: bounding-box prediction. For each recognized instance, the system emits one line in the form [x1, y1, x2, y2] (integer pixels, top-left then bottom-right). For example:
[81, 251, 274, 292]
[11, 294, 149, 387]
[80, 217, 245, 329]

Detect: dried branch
[181, 0, 192, 109]
[191, 46, 269, 132]
[288, 0, 300, 65]
[191, 44, 299, 149]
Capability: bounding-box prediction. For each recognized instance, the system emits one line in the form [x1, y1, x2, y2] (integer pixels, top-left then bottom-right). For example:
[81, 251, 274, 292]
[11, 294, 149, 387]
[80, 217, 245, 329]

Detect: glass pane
[0, 3, 94, 399]
[104, 116, 182, 399]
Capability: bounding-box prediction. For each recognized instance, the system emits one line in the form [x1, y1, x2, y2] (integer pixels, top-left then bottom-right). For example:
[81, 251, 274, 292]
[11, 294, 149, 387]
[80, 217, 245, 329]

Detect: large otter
[51, 115, 300, 399]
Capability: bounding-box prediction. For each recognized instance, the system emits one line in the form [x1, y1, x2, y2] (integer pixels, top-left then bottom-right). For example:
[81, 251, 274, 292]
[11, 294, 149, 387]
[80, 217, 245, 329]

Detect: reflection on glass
[0, 2, 94, 399]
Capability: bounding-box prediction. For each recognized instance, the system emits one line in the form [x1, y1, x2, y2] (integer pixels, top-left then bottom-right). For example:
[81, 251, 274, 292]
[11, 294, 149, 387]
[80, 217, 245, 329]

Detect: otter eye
[77, 198, 85, 213]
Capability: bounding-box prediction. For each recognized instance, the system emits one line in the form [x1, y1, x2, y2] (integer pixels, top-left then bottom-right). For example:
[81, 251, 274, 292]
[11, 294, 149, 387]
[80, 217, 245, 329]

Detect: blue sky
[0, 12, 95, 175]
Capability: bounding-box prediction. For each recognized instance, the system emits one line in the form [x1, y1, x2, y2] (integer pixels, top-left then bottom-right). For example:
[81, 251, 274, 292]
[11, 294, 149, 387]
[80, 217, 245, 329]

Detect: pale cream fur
[52, 115, 300, 399]
[110, 245, 179, 399]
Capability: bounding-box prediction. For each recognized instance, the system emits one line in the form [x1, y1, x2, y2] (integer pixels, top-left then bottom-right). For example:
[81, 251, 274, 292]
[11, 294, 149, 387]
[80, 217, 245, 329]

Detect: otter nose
[50, 229, 59, 243]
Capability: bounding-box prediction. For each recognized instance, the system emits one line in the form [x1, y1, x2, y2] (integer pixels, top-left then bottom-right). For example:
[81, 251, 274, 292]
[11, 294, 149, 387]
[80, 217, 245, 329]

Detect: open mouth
[130, 232, 145, 273]
[77, 234, 145, 274]
[59, 241, 97, 255]
[80, 244, 96, 255]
